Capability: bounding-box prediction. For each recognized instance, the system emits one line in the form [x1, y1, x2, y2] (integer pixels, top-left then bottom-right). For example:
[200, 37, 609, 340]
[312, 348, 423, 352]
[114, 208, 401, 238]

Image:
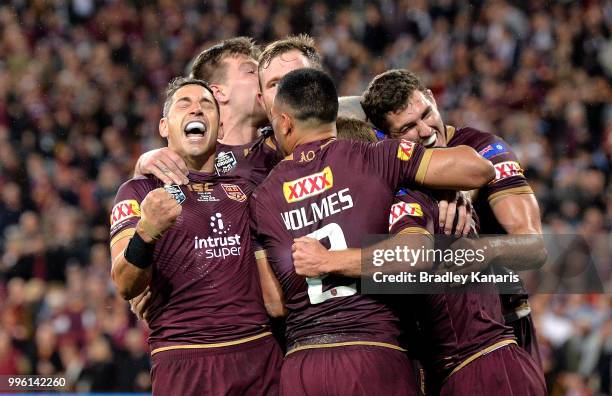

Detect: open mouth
[423, 133, 437, 148]
[184, 121, 207, 138]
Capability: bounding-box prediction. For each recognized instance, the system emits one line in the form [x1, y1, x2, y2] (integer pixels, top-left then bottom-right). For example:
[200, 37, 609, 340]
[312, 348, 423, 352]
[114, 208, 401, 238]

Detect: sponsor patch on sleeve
[479, 142, 508, 159]
[492, 161, 524, 182]
[389, 202, 423, 229]
[397, 140, 416, 161]
[283, 166, 333, 203]
[110, 200, 141, 229]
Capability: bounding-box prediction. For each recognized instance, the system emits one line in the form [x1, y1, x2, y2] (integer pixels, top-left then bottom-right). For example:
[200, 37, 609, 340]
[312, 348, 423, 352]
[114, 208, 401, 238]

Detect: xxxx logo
[493, 161, 523, 182]
[389, 202, 422, 229]
[397, 140, 416, 161]
[283, 166, 333, 203]
[110, 200, 141, 228]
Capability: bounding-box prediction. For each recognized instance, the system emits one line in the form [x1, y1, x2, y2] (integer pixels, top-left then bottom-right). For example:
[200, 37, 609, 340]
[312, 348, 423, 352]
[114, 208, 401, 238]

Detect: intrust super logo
[283, 166, 333, 203]
[110, 200, 140, 228]
[194, 213, 242, 259]
[493, 161, 523, 183]
[397, 140, 416, 161]
[389, 202, 422, 230]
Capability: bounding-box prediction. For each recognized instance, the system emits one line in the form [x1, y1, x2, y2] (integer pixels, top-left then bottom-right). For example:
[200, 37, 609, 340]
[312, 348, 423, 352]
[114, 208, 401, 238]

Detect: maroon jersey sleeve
[366, 139, 433, 189]
[449, 127, 533, 207]
[109, 177, 156, 248]
[388, 191, 437, 236]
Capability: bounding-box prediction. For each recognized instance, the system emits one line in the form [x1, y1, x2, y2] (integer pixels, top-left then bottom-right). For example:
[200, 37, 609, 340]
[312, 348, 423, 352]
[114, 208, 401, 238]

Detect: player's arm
[111, 226, 154, 300]
[475, 138, 546, 271]
[449, 194, 546, 275]
[293, 233, 433, 278]
[134, 148, 189, 185]
[420, 146, 495, 190]
[111, 188, 182, 300]
[486, 193, 546, 270]
[255, 253, 287, 318]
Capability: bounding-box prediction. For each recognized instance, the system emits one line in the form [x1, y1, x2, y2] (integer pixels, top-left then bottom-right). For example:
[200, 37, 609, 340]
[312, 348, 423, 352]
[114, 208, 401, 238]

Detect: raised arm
[111, 188, 181, 299]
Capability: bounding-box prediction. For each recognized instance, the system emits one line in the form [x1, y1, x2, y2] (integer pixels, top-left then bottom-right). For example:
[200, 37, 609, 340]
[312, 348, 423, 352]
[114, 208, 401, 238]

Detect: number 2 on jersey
[305, 223, 357, 304]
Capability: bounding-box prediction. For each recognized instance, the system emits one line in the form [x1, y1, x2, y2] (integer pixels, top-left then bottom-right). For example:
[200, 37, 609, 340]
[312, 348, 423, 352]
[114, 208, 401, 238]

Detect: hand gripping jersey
[446, 126, 534, 320]
[109, 172, 270, 353]
[250, 137, 433, 351]
[389, 189, 516, 383]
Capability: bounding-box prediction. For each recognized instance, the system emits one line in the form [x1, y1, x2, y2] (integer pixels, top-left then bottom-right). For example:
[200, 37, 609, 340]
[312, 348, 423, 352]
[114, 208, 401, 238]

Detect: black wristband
[124, 231, 155, 269]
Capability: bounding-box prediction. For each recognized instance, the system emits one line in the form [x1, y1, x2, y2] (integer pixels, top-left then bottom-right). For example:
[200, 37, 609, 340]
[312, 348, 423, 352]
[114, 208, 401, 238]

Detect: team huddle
[109, 35, 547, 396]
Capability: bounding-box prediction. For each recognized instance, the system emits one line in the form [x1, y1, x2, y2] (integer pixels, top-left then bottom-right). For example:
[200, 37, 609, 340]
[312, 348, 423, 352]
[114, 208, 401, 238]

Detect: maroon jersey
[446, 126, 533, 317]
[250, 137, 433, 350]
[215, 127, 282, 185]
[389, 189, 515, 381]
[110, 172, 270, 352]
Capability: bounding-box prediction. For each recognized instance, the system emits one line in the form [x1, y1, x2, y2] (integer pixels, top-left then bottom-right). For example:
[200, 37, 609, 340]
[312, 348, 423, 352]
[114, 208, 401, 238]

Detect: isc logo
[389, 202, 422, 229]
[283, 166, 333, 203]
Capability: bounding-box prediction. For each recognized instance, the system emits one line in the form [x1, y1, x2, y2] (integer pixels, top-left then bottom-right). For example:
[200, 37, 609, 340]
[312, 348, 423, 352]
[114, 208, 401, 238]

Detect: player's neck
[290, 125, 336, 152]
[185, 152, 216, 174]
[217, 111, 261, 146]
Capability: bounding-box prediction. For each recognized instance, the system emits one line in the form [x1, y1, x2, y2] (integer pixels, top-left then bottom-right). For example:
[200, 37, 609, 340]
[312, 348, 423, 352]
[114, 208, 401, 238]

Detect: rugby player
[293, 119, 546, 395]
[129, 37, 284, 320]
[361, 69, 546, 366]
[109, 77, 282, 395]
[249, 68, 495, 395]
[135, 37, 280, 186]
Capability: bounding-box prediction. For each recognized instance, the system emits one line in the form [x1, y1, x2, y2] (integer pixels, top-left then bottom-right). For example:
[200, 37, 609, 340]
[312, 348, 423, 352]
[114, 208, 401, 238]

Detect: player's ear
[159, 117, 169, 139]
[282, 113, 293, 136]
[217, 123, 225, 140]
[257, 91, 269, 118]
[210, 84, 229, 105]
[425, 89, 437, 107]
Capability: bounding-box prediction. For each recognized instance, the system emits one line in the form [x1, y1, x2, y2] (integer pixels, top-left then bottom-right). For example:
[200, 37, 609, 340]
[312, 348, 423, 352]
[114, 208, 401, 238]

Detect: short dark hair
[258, 34, 322, 76]
[336, 117, 378, 143]
[276, 68, 338, 124]
[190, 37, 260, 83]
[163, 77, 217, 117]
[361, 69, 428, 132]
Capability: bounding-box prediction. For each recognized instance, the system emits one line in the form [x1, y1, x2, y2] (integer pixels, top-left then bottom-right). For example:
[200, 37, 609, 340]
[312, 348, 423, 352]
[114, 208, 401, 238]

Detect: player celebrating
[361, 69, 546, 367]
[109, 77, 282, 396]
[292, 119, 546, 395]
[250, 68, 495, 395]
[136, 37, 281, 186]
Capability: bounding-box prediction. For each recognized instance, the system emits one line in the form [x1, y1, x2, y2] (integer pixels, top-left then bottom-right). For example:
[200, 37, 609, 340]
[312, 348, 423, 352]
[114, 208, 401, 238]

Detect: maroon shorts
[280, 345, 418, 396]
[511, 314, 543, 369]
[151, 334, 283, 396]
[441, 344, 546, 396]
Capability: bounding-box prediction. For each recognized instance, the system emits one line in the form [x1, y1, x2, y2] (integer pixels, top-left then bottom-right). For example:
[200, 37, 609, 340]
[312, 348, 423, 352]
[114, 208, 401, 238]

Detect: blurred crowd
[0, 0, 609, 394]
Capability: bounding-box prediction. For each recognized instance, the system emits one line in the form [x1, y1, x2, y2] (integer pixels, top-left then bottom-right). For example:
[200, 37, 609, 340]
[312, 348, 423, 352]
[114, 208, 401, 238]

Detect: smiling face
[258, 50, 312, 120]
[384, 90, 447, 148]
[159, 84, 220, 160]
